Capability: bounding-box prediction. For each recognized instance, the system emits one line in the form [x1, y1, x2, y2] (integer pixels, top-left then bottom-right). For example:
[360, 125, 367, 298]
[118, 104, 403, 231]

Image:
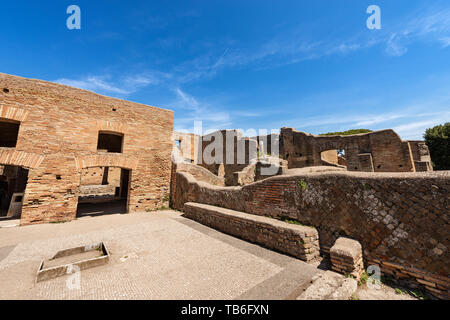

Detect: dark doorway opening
[97, 132, 123, 153]
[0, 165, 29, 219]
[76, 167, 131, 217]
[0, 120, 20, 148]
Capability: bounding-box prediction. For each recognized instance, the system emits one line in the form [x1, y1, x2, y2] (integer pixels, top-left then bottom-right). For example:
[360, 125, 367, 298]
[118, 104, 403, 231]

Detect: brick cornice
[0, 149, 45, 169]
[96, 120, 129, 135]
[75, 154, 139, 171]
[0, 105, 29, 122]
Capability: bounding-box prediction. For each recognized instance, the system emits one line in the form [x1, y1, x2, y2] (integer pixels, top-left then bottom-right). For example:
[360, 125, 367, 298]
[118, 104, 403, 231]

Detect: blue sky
[1, 1, 450, 139]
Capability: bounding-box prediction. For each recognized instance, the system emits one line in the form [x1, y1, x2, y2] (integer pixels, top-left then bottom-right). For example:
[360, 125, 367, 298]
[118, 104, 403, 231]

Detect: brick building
[0, 73, 173, 225]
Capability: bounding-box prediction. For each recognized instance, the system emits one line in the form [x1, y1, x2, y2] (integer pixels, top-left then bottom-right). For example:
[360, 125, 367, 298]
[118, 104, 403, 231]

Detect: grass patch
[381, 275, 431, 300]
[146, 205, 170, 212]
[319, 129, 372, 136]
[350, 293, 360, 300]
[279, 215, 316, 229]
[358, 271, 369, 286]
[409, 289, 430, 300]
[298, 180, 307, 190]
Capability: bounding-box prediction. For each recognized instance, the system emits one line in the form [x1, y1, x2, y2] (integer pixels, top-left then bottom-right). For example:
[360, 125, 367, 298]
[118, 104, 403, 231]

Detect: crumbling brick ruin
[170, 128, 447, 299]
[0, 73, 173, 224]
[279, 127, 433, 172]
[173, 170, 449, 299]
[1, 73, 448, 299]
[173, 129, 287, 187]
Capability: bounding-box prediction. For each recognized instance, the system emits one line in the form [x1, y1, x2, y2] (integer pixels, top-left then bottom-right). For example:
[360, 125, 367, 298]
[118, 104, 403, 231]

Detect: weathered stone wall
[280, 127, 433, 173]
[0, 73, 173, 225]
[174, 170, 450, 299]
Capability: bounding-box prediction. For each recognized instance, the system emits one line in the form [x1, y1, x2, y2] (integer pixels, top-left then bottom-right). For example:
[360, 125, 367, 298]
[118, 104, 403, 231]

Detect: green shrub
[319, 129, 372, 136]
[424, 123, 450, 170]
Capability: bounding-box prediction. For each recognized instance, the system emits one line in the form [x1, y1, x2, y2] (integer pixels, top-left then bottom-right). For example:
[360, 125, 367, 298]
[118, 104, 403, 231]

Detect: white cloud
[55, 76, 131, 95]
[54, 72, 168, 96]
[383, 6, 450, 56]
[173, 88, 231, 132]
[440, 37, 450, 47]
[393, 119, 444, 140]
[385, 34, 408, 57]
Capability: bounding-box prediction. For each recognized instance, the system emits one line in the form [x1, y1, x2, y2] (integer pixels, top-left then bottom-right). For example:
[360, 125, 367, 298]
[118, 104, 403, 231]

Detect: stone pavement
[0, 210, 330, 300]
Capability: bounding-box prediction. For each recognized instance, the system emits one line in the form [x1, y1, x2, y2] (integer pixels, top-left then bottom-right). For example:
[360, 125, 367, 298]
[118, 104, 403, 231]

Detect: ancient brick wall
[0, 73, 173, 224]
[174, 170, 449, 299]
[280, 127, 432, 173]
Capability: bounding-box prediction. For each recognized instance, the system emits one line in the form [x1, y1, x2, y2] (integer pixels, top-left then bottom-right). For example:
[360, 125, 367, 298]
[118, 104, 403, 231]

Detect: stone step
[296, 271, 358, 300]
[183, 202, 320, 261]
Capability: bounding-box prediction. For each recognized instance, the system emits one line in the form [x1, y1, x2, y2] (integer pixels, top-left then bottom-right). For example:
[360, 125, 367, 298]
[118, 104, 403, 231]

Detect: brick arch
[0, 105, 29, 122]
[0, 149, 44, 169]
[316, 139, 346, 153]
[75, 154, 139, 171]
[96, 120, 129, 135]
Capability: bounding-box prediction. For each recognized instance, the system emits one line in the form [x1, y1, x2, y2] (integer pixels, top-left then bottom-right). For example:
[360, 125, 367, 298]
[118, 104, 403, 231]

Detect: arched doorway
[76, 167, 132, 217]
[0, 165, 29, 219]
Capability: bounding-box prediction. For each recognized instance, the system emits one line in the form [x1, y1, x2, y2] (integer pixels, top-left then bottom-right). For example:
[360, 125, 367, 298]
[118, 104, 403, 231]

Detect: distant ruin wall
[173, 131, 200, 163]
[174, 170, 450, 299]
[280, 128, 432, 173]
[198, 130, 258, 186]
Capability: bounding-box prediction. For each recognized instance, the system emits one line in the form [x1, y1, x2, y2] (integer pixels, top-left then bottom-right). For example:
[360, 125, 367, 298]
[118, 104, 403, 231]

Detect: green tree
[319, 129, 372, 136]
[424, 123, 450, 170]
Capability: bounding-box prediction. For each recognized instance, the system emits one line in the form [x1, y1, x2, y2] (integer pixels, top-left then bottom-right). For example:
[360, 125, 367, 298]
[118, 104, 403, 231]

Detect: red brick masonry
[0, 73, 173, 224]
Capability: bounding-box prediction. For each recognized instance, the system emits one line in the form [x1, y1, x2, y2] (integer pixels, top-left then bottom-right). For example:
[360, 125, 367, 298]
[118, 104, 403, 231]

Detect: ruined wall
[0, 73, 173, 225]
[251, 133, 280, 156]
[408, 140, 433, 172]
[233, 157, 288, 186]
[280, 128, 432, 173]
[174, 170, 450, 299]
[320, 149, 339, 164]
[198, 130, 258, 186]
[173, 131, 200, 163]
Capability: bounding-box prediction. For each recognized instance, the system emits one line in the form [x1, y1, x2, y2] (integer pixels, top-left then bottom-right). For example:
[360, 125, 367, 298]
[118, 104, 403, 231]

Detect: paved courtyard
[0, 210, 324, 300]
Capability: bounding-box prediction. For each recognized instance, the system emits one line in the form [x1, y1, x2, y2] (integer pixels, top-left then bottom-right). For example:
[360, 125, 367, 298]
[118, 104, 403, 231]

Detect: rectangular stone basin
[36, 242, 109, 282]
